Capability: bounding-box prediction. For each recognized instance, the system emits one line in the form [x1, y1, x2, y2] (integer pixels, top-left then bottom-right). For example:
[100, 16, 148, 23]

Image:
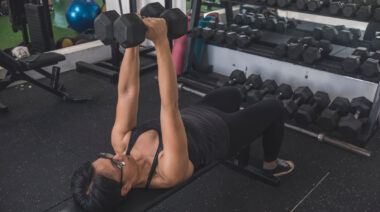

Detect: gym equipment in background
[51, 0, 71, 28]
[66, 0, 100, 33]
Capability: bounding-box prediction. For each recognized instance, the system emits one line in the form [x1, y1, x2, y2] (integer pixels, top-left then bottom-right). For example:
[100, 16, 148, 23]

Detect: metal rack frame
[181, 0, 380, 153]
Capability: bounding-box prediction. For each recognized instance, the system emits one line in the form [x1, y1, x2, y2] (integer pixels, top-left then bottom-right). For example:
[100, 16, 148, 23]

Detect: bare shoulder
[152, 152, 195, 188]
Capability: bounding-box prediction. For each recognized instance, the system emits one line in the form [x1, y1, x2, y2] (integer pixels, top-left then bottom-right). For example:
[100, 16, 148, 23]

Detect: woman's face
[92, 154, 135, 195]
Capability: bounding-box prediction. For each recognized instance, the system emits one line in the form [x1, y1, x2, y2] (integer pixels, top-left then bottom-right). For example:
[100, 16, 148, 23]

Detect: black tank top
[127, 105, 230, 187]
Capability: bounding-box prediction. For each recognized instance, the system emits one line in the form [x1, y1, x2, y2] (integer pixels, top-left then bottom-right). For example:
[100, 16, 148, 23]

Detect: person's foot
[263, 159, 295, 177]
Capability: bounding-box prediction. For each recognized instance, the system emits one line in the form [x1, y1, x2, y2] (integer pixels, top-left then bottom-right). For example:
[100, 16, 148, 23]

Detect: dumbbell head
[287, 43, 306, 60]
[225, 31, 239, 46]
[160, 8, 188, 39]
[214, 30, 226, 43]
[201, 27, 215, 40]
[317, 97, 350, 130]
[94, 10, 120, 45]
[229, 23, 239, 31]
[302, 46, 322, 64]
[337, 30, 354, 44]
[312, 27, 323, 40]
[360, 58, 380, 77]
[246, 80, 278, 103]
[254, 14, 266, 29]
[307, 0, 322, 12]
[283, 86, 313, 116]
[342, 55, 361, 73]
[266, 17, 278, 31]
[275, 84, 293, 99]
[338, 96, 372, 138]
[274, 43, 288, 58]
[207, 20, 218, 29]
[237, 25, 252, 34]
[356, 5, 372, 20]
[248, 29, 262, 40]
[329, 2, 343, 15]
[234, 13, 245, 25]
[353, 47, 369, 63]
[140, 2, 165, 17]
[322, 26, 338, 41]
[228, 69, 246, 85]
[276, 21, 287, 33]
[342, 3, 357, 17]
[237, 34, 251, 47]
[299, 36, 317, 46]
[113, 13, 147, 48]
[348, 28, 361, 40]
[244, 74, 263, 91]
[374, 7, 380, 21]
[294, 91, 330, 125]
[277, 0, 291, 7]
[316, 40, 332, 56]
[189, 27, 202, 38]
[351, 96, 372, 117]
[296, 0, 307, 10]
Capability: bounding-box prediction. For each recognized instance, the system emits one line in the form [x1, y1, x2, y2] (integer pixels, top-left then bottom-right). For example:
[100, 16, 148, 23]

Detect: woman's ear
[121, 183, 132, 196]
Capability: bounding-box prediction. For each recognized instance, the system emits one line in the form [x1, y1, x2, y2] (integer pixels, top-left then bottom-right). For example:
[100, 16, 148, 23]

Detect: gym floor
[1, 69, 380, 212]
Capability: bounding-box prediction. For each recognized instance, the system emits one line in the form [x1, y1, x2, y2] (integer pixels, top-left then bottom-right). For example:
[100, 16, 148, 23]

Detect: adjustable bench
[0, 50, 90, 111]
[55, 147, 279, 212]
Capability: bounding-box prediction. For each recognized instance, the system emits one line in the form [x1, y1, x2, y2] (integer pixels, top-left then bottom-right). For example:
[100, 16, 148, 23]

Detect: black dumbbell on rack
[317, 97, 351, 131]
[236, 28, 262, 47]
[338, 96, 372, 139]
[342, 47, 380, 77]
[294, 91, 331, 125]
[262, 84, 294, 101]
[302, 40, 333, 64]
[283, 86, 314, 118]
[217, 70, 247, 96]
[307, 0, 329, 12]
[329, 1, 344, 15]
[246, 80, 279, 104]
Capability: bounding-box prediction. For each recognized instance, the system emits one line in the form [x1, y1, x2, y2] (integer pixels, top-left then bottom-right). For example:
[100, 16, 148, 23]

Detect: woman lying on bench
[71, 18, 295, 211]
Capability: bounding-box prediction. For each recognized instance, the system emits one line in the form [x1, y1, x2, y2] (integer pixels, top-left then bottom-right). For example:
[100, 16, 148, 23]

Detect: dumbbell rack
[181, 0, 380, 156]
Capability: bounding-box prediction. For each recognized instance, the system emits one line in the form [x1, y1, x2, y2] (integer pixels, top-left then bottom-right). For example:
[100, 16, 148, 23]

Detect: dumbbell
[201, 21, 227, 41]
[140, 2, 188, 39]
[317, 97, 351, 131]
[217, 69, 247, 88]
[307, 0, 327, 12]
[234, 13, 255, 26]
[374, 7, 380, 21]
[94, 10, 120, 45]
[241, 74, 264, 99]
[246, 80, 278, 104]
[287, 37, 318, 60]
[274, 37, 303, 58]
[356, 5, 372, 20]
[253, 14, 267, 29]
[338, 96, 372, 139]
[342, 3, 358, 17]
[113, 2, 188, 48]
[342, 47, 370, 74]
[329, 1, 344, 15]
[274, 18, 297, 33]
[236, 28, 262, 47]
[283, 86, 314, 117]
[302, 40, 332, 64]
[321, 25, 339, 42]
[294, 91, 331, 125]
[296, 0, 308, 10]
[265, 16, 278, 31]
[263, 84, 294, 101]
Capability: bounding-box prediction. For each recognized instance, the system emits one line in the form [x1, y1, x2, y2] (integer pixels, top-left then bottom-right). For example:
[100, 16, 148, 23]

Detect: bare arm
[111, 47, 140, 155]
[144, 18, 193, 184]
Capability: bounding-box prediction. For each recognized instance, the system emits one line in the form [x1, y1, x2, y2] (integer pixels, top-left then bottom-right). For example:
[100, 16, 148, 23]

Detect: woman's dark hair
[71, 161, 125, 212]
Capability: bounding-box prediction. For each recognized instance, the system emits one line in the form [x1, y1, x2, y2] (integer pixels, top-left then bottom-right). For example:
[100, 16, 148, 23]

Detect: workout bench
[0, 50, 90, 111]
[57, 145, 278, 211]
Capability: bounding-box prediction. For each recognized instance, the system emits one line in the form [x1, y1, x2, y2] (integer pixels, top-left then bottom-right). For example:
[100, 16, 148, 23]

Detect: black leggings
[195, 87, 285, 162]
